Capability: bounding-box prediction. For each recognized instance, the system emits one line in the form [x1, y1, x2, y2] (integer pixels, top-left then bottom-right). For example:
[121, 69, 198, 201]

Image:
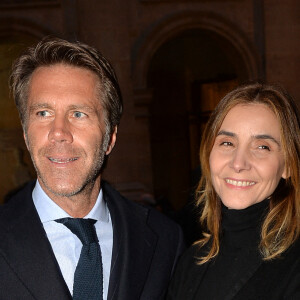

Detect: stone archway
[131, 12, 261, 210]
[0, 25, 45, 203]
[132, 11, 261, 90]
[0, 17, 52, 40]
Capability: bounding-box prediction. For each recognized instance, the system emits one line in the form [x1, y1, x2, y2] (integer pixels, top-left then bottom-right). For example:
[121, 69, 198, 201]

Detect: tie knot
[56, 218, 98, 245]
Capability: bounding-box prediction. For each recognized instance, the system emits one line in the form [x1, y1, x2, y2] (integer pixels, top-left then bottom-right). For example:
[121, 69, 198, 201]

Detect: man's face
[24, 64, 116, 199]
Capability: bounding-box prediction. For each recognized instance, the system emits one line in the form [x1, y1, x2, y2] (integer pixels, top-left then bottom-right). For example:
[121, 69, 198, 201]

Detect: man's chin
[39, 180, 85, 198]
[49, 188, 82, 198]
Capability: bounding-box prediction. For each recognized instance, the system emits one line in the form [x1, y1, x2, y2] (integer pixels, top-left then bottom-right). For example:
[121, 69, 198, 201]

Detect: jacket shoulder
[102, 180, 182, 232]
[0, 181, 36, 225]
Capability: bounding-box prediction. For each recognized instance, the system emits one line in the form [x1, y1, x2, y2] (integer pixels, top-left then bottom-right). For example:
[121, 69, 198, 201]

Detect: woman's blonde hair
[195, 82, 300, 263]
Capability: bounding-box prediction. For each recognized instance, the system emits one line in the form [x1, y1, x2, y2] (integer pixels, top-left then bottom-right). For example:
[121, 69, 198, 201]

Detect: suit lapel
[0, 182, 71, 300]
[103, 182, 157, 300]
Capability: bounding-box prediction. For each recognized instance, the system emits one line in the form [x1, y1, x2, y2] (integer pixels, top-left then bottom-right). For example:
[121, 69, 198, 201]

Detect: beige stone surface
[0, 0, 298, 209]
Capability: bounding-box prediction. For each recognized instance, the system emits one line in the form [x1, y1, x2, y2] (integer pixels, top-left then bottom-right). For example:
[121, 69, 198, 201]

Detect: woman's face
[209, 103, 287, 210]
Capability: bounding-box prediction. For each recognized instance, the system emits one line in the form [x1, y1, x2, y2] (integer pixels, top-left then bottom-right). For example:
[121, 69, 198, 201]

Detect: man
[0, 37, 184, 300]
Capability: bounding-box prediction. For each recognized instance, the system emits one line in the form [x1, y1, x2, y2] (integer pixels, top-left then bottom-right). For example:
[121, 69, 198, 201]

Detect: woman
[168, 82, 300, 299]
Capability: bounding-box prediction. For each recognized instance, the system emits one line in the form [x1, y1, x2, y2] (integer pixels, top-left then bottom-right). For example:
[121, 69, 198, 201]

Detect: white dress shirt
[32, 180, 113, 299]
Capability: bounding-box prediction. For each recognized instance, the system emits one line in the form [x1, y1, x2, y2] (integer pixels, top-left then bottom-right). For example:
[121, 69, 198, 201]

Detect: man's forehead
[27, 65, 103, 110]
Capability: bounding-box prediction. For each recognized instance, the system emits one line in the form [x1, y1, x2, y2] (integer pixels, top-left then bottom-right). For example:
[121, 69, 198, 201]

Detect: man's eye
[73, 111, 87, 118]
[258, 145, 270, 151]
[37, 111, 50, 117]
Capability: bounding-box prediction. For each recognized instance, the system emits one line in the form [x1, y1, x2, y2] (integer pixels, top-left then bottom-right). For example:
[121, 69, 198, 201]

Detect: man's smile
[48, 157, 79, 164]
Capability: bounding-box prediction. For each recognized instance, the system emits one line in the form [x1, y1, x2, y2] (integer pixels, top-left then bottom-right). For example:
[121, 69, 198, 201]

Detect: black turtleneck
[194, 199, 269, 299]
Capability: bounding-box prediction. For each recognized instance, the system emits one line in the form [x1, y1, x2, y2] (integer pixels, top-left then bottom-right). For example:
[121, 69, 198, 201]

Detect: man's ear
[105, 126, 117, 155]
[23, 131, 29, 150]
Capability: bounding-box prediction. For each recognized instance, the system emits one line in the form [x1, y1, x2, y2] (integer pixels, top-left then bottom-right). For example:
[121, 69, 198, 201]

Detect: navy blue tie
[56, 218, 103, 300]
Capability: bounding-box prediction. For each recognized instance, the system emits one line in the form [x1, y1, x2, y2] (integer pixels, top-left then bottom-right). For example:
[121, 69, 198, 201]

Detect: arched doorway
[0, 33, 38, 203]
[147, 28, 253, 210]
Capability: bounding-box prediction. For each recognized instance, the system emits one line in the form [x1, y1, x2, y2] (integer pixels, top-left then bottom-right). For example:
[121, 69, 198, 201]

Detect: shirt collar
[32, 180, 109, 223]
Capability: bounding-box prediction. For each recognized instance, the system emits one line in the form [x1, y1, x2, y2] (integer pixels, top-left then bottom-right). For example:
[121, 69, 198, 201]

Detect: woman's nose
[229, 148, 251, 173]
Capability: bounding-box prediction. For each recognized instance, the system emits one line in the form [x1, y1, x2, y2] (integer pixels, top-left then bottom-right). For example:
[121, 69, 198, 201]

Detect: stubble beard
[27, 132, 110, 199]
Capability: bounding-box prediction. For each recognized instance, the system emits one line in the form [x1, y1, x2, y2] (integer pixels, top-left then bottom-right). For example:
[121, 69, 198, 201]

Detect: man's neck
[38, 179, 101, 218]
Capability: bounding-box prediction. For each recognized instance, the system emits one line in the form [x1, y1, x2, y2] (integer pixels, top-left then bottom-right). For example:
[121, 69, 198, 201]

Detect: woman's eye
[258, 145, 270, 151]
[73, 111, 86, 118]
[220, 141, 233, 147]
[37, 110, 50, 117]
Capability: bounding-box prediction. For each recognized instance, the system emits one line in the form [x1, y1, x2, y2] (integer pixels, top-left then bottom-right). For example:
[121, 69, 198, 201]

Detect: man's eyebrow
[68, 104, 95, 112]
[29, 103, 52, 113]
[217, 130, 236, 137]
[254, 134, 281, 146]
[29, 103, 95, 112]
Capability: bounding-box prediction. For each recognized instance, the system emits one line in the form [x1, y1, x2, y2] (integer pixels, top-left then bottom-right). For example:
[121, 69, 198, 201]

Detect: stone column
[113, 88, 154, 202]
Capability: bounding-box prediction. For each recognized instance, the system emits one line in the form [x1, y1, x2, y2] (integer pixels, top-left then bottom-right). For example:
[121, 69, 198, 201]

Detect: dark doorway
[147, 29, 247, 211]
[0, 34, 37, 203]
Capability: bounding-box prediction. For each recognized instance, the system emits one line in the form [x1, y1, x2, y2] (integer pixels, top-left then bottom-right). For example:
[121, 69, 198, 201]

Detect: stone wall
[0, 0, 298, 208]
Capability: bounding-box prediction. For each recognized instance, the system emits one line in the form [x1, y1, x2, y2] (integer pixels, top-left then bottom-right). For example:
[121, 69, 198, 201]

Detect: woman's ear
[281, 164, 290, 179]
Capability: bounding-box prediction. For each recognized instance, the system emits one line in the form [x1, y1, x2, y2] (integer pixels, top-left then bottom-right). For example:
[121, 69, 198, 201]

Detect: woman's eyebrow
[217, 130, 235, 137]
[217, 131, 281, 147]
[254, 134, 281, 146]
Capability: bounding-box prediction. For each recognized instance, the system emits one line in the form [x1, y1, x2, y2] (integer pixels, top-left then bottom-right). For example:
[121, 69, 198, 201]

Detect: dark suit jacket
[167, 241, 300, 300]
[0, 181, 185, 300]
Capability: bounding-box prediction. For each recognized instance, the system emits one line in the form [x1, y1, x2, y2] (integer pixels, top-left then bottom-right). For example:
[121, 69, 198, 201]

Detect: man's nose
[48, 115, 73, 144]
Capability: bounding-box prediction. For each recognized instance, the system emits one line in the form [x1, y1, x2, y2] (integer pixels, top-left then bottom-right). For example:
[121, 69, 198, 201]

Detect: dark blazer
[0, 181, 185, 300]
[167, 241, 300, 300]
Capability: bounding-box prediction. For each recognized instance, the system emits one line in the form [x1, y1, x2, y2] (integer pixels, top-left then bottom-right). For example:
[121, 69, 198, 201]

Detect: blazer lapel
[103, 182, 157, 300]
[0, 182, 71, 300]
